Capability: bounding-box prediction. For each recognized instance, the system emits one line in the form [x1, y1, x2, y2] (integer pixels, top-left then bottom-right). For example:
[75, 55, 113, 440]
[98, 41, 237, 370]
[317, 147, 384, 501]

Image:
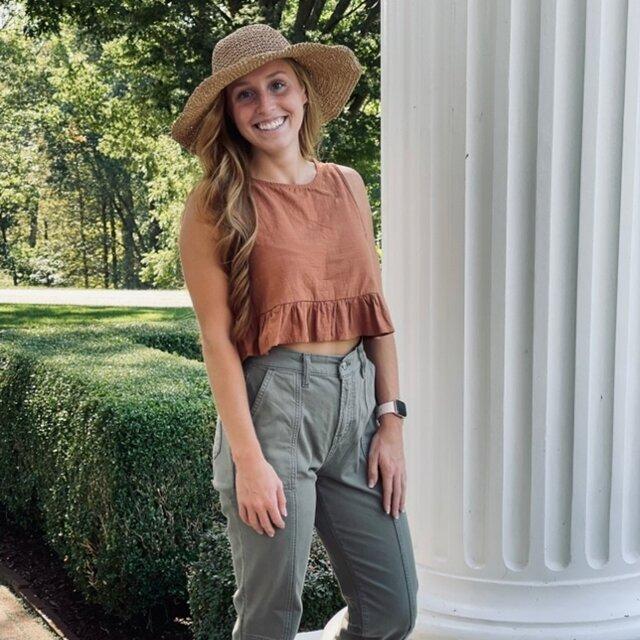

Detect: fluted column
[382, 0, 640, 638]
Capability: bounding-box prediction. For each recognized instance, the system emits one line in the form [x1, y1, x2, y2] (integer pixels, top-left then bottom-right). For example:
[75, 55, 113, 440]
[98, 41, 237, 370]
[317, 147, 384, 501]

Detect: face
[224, 59, 308, 153]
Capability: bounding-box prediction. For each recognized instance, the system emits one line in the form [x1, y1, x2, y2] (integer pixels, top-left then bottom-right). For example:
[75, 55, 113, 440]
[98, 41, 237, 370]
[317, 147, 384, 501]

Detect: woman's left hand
[366, 414, 406, 517]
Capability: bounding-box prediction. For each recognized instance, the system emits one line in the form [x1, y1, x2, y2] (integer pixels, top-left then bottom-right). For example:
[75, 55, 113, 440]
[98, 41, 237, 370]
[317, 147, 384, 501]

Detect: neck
[249, 152, 314, 183]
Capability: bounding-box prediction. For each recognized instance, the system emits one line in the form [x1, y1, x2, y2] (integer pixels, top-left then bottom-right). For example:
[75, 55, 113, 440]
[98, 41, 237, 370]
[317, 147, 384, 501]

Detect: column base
[413, 611, 640, 639]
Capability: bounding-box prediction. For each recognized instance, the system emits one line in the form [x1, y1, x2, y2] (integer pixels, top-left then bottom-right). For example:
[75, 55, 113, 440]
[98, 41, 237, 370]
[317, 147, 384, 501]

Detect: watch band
[375, 399, 407, 421]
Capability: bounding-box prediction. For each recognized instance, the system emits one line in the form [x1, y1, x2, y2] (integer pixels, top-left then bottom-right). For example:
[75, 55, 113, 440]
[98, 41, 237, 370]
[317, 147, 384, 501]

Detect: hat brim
[170, 42, 362, 153]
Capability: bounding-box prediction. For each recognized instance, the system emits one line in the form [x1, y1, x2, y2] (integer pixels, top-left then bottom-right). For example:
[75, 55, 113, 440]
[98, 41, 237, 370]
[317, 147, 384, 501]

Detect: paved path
[0, 287, 191, 308]
[0, 583, 59, 640]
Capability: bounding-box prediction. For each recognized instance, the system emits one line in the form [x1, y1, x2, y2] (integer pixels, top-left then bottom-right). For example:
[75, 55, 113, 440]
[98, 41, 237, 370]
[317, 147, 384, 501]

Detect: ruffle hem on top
[236, 291, 395, 362]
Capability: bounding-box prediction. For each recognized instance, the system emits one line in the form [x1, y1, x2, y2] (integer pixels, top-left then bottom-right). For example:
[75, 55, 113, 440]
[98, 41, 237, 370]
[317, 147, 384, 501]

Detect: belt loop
[359, 342, 366, 378]
[302, 353, 310, 388]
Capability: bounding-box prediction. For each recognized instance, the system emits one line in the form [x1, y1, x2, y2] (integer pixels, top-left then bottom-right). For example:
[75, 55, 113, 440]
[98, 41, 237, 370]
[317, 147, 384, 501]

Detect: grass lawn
[0, 304, 196, 330]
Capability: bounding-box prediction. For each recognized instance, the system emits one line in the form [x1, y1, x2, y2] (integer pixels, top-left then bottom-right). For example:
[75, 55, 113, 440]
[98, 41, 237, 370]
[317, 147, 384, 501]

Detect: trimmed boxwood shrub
[0, 322, 344, 635]
[115, 319, 205, 362]
[0, 326, 217, 621]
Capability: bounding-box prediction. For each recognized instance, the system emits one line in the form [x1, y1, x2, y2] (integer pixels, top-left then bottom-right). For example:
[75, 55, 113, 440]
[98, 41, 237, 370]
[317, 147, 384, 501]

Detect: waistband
[243, 337, 368, 380]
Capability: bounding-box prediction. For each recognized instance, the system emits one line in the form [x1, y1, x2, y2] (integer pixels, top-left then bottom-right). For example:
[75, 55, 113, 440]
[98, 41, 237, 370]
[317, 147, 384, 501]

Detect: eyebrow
[230, 70, 287, 90]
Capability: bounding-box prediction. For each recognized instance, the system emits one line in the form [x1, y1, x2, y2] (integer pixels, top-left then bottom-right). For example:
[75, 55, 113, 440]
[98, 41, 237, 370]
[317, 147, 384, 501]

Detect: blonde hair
[187, 58, 326, 350]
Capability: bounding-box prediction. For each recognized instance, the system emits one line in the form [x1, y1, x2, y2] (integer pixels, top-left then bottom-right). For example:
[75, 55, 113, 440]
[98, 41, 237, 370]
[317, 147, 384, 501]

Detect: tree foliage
[0, 0, 381, 289]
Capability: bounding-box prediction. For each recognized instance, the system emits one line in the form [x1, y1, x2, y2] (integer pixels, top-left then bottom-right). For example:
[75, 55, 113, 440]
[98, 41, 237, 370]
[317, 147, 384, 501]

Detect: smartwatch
[375, 399, 407, 422]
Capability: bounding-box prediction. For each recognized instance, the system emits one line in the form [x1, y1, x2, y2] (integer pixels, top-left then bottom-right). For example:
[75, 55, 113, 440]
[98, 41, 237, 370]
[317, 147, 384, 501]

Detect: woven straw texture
[170, 24, 362, 153]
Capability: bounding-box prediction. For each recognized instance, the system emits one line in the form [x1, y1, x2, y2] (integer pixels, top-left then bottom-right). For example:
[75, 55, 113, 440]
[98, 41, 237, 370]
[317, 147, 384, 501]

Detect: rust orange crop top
[235, 158, 395, 362]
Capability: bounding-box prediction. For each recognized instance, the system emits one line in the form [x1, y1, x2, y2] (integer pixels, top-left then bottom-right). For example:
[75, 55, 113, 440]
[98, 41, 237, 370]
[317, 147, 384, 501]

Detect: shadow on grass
[0, 304, 195, 329]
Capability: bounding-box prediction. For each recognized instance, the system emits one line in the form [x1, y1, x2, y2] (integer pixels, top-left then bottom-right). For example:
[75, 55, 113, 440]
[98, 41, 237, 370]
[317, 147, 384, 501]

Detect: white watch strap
[375, 400, 398, 419]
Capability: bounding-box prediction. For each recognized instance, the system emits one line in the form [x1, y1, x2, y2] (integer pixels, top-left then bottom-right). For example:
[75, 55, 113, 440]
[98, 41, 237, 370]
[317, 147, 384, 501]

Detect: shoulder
[181, 186, 210, 226]
[179, 186, 222, 252]
[333, 163, 364, 188]
[332, 163, 369, 211]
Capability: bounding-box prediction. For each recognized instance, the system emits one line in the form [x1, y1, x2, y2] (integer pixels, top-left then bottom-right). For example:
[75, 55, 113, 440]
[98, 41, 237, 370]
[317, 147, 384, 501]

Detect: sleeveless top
[235, 159, 395, 362]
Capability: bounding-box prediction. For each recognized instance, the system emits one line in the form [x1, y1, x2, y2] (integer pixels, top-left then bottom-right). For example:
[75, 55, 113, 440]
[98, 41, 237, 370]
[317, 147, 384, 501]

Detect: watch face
[395, 400, 407, 417]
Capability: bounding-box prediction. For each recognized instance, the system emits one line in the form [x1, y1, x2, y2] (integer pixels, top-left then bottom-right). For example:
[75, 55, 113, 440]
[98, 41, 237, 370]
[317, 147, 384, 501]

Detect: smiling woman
[171, 22, 416, 640]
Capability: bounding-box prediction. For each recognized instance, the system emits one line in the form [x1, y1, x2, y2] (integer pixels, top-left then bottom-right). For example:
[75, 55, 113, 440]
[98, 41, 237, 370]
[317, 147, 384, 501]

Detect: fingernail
[394, 514, 399, 519]
[283, 509, 287, 516]
[368, 481, 374, 488]
[385, 507, 389, 514]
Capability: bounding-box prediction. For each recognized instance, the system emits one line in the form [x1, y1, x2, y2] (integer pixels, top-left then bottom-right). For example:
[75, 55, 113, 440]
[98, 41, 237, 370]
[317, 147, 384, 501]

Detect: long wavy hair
[186, 57, 326, 350]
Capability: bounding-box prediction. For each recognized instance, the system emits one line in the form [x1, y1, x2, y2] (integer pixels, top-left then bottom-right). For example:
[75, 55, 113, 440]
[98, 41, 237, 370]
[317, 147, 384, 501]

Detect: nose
[255, 89, 278, 115]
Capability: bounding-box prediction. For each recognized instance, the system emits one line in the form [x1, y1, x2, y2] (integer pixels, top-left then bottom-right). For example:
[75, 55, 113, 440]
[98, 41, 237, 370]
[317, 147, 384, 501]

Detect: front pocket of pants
[216, 365, 276, 451]
[360, 359, 378, 459]
[364, 358, 376, 417]
[212, 363, 273, 464]
[360, 413, 378, 460]
[247, 366, 277, 418]
[246, 366, 297, 489]
[213, 366, 278, 497]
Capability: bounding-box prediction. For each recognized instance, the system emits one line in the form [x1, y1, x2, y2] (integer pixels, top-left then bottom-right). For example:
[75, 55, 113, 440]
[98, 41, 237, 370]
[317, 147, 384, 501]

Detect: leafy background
[0, 0, 382, 290]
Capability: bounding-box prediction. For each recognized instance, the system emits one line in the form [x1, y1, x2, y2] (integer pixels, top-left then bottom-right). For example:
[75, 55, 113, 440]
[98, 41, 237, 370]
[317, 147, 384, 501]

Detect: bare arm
[178, 190, 287, 535]
[337, 166, 406, 518]
[336, 166, 401, 412]
[178, 191, 263, 465]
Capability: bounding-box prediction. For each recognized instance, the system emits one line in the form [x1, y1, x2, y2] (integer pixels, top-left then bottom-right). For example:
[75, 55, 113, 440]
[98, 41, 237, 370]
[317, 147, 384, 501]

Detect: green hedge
[0, 321, 342, 635]
[0, 325, 217, 622]
[116, 319, 205, 362]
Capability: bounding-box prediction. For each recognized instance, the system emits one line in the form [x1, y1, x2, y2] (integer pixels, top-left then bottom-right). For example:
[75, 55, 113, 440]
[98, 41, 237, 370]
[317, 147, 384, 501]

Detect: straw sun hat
[170, 23, 363, 153]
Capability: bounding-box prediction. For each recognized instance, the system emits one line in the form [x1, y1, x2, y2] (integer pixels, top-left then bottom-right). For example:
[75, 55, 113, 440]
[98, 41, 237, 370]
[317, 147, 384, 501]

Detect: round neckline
[250, 158, 322, 189]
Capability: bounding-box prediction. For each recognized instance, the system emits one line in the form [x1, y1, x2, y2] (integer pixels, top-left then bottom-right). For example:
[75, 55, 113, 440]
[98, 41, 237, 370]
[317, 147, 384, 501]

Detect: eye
[235, 79, 287, 101]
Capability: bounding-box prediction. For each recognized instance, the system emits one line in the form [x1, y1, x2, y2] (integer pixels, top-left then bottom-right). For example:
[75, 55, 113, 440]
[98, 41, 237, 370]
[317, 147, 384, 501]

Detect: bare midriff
[278, 336, 361, 357]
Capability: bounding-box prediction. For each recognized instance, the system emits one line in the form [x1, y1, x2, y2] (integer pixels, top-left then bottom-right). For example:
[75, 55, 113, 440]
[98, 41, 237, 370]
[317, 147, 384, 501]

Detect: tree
[1, 0, 384, 289]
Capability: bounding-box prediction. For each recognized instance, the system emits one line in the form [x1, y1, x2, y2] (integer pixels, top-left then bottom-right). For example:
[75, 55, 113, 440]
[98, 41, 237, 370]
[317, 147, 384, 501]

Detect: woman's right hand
[234, 456, 288, 537]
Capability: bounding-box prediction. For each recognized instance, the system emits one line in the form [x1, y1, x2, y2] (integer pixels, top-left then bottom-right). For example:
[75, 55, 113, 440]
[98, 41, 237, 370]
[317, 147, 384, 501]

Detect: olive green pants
[211, 337, 419, 640]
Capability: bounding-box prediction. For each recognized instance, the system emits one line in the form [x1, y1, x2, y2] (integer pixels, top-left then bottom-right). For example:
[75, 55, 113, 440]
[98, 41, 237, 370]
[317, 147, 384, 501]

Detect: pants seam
[282, 490, 297, 639]
[282, 374, 303, 639]
[238, 514, 247, 639]
[316, 490, 367, 635]
[392, 517, 416, 638]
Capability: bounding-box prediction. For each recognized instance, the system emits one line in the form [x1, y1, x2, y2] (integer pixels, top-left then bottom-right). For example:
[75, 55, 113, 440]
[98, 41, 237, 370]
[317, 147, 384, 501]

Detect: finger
[276, 484, 288, 521]
[391, 471, 402, 518]
[399, 471, 407, 513]
[382, 468, 393, 515]
[368, 448, 379, 488]
[239, 503, 249, 526]
[257, 508, 276, 537]
[267, 495, 286, 530]
[247, 508, 265, 535]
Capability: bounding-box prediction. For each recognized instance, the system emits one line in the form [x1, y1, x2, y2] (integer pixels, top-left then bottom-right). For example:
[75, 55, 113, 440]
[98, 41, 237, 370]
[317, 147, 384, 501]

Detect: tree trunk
[101, 197, 109, 288]
[76, 168, 89, 288]
[109, 206, 118, 287]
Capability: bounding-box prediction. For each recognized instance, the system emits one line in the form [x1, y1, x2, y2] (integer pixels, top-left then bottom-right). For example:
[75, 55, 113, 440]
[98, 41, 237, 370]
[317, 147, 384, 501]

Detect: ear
[299, 80, 308, 104]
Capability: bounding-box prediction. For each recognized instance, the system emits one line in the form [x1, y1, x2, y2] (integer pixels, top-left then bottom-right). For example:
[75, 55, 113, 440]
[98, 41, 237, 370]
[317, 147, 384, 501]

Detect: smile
[254, 115, 288, 131]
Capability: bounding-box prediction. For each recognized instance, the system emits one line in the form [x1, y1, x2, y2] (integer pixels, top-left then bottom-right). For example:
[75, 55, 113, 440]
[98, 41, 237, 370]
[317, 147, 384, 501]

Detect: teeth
[256, 116, 286, 130]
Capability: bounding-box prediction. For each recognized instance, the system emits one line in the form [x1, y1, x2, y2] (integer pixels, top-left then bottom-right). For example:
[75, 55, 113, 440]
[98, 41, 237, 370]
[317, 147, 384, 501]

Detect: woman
[172, 23, 418, 640]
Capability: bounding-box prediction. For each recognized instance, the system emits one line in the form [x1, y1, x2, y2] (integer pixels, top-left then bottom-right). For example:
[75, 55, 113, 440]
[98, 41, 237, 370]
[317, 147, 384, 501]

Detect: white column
[382, 1, 640, 638]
